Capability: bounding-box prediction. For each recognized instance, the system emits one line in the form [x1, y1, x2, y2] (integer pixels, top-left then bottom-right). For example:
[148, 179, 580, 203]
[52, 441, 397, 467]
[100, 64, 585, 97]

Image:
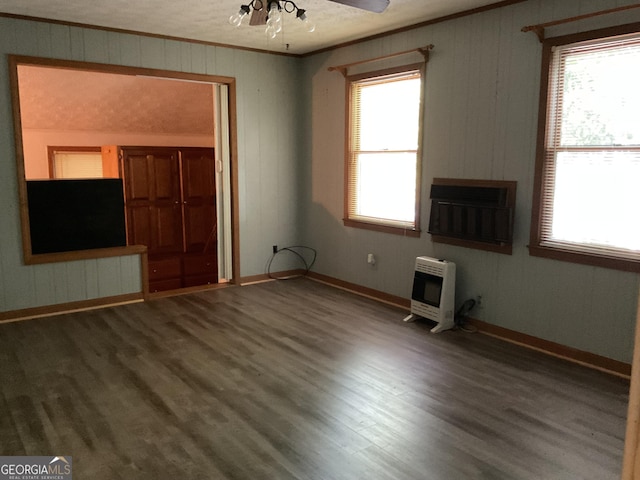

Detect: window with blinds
[345, 65, 423, 235]
[52, 151, 103, 179]
[531, 28, 640, 271]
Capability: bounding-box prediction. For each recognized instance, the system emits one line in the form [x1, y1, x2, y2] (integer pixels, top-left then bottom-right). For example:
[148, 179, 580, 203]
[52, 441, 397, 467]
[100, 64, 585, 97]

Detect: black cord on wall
[267, 245, 317, 280]
[455, 298, 478, 333]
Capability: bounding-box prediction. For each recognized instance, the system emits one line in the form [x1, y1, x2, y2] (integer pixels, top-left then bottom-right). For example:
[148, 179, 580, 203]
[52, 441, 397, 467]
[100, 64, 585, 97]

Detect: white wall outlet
[367, 253, 376, 265]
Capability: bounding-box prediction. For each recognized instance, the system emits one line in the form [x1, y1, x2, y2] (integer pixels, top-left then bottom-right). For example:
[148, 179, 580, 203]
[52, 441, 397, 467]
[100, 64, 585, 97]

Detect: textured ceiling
[18, 65, 215, 135]
[0, 0, 509, 55]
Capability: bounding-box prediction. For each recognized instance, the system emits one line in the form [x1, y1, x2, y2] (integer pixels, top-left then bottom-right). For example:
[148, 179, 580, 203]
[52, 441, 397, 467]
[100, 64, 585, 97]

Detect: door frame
[9, 55, 240, 284]
[622, 286, 640, 479]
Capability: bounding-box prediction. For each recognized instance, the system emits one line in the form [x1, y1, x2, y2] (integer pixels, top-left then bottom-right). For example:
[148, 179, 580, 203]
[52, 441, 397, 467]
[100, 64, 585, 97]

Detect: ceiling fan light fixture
[231, 0, 315, 39]
[228, 4, 251, 27]
[296, 9, 315, 32]
[266, 1, 282, 27]
[267, 1, 281, 16]
[265, 25, 278, 39]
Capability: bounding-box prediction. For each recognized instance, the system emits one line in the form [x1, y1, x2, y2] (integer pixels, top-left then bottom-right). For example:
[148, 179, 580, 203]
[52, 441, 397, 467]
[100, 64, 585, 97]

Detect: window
[345, 64, 424, 236]
[48, 147, 103, 179]
[530, 26, 640, 272]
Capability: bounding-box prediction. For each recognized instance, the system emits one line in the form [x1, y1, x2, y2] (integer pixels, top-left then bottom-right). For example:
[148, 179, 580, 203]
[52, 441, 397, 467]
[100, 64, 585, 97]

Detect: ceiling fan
[326, 0, 390, 13]
[246, 0, 390, 27]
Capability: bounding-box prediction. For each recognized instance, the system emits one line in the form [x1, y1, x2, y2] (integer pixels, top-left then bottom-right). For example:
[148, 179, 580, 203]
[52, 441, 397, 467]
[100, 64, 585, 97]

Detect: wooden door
[180, 148, 218, 286]
[180, 148, 217, 254]
[121, 146, 218, 291]
[121, 148, 183, 255]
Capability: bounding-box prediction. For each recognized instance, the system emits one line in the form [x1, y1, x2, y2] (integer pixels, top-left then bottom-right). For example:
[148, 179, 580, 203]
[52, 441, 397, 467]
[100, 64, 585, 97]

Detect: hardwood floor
[0, 278, 629, 479]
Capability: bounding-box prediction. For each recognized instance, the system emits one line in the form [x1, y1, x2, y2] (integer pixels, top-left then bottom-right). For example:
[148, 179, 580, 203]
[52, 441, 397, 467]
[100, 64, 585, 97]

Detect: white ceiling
[0, 0, 509, 55]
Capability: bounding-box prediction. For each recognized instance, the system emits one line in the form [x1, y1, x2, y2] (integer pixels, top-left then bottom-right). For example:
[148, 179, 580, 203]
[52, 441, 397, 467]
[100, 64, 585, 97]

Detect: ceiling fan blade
[249, 7, 267, 26]
[327, 0, 390, 13]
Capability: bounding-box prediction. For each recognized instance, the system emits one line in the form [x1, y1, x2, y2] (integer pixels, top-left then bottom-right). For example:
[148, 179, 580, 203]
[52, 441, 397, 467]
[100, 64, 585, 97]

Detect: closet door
[181, 148, 217, 253]
[121, 148, 183, 254]
[180, 147, 218, 286]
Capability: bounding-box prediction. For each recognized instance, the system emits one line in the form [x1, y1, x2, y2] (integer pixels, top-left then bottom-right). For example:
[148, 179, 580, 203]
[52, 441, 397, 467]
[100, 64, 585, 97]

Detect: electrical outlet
[476, 295, 483, 307]
[272, 245, 278, 254]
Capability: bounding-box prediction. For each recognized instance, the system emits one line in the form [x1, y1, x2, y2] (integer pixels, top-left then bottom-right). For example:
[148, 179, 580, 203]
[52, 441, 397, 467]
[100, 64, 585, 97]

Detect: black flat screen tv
[27, 179, 127, 255]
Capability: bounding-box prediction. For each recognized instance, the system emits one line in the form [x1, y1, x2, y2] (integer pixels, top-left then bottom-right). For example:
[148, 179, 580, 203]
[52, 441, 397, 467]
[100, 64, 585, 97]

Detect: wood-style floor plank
[0, 278, 629, 479]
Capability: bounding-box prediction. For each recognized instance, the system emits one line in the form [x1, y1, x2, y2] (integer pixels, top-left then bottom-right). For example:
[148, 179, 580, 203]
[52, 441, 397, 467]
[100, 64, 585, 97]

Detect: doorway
[10, 56, 239, 288]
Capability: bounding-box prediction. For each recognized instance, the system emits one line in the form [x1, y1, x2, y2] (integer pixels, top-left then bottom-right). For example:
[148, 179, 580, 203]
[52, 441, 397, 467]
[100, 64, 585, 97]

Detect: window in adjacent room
[48, 147, 103, 179]
[529, 26, 640, 272]
[344, 64, 424, 236]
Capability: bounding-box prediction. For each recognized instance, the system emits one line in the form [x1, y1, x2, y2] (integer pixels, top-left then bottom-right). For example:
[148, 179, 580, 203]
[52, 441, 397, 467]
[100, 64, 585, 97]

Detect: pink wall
[23, 129, 214, 179]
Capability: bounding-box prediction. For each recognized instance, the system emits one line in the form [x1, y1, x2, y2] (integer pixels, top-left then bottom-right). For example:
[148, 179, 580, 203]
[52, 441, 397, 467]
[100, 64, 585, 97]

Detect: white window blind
[540, 32, 640, 261]
[53, 152, 103, 179]
[347, 69, 422, 230]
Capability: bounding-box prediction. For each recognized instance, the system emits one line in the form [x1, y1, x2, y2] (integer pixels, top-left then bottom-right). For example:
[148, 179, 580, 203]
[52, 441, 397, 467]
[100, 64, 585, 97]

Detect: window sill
[528, 244, 640, 273]
[343, 218, 420, 237]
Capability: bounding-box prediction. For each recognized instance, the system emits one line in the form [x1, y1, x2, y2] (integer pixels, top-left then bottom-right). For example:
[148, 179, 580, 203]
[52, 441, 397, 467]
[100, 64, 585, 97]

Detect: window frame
[343, 63, 425, 237]
[529, 22, 640, 273]
[48, 146, 103, 179]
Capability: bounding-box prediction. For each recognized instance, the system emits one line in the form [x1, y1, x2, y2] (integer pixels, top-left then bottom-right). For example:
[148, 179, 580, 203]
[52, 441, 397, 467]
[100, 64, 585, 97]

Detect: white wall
[0, 18, 302, 313]
[300, 0, 640, 363]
